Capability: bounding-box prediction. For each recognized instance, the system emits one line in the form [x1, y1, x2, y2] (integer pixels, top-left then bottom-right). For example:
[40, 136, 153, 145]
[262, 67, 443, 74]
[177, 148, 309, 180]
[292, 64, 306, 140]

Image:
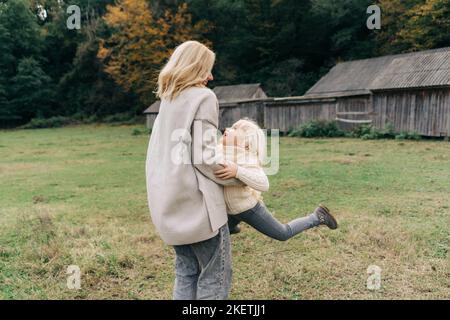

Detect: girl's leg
[227, 214, 241, 234]
[234, 202, 320, 241]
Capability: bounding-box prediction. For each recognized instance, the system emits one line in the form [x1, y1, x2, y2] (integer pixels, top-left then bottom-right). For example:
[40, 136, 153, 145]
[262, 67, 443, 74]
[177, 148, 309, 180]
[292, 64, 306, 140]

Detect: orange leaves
[97, 0, 213, 106]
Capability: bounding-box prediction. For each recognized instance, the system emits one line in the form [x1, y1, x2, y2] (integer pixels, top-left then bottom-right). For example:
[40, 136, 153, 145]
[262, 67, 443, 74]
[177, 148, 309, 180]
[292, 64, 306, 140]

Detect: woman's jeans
[172, 223, 232, 300]
[228, 201, 320, 241]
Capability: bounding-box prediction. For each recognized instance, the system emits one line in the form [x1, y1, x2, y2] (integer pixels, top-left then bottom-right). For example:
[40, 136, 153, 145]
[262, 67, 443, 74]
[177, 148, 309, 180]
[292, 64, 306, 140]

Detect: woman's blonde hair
[231, 118, 267, 166]
[155, 40, 216, 101]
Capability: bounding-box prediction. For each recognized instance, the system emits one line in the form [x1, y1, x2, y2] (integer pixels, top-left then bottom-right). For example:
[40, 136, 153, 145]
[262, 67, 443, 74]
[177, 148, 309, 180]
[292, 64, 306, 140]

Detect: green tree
[0, 0, 51, 125]
[10, 58, 56, 121]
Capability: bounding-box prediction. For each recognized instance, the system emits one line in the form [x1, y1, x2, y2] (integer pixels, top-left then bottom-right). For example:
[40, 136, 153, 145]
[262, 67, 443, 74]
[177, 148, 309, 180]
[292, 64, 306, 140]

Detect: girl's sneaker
[229, 224, 241, 235]
[314, 205, 338, 229]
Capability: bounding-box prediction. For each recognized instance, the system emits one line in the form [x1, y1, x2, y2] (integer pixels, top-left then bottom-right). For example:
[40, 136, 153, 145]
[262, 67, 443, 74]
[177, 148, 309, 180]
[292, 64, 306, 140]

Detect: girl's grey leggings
[228, 201, 320, 241]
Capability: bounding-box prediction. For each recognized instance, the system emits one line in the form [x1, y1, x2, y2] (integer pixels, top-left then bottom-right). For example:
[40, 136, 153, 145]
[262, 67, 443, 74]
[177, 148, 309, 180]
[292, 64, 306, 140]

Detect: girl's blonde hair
[155, 40, 216, 101]
[231, 118, 267, 166]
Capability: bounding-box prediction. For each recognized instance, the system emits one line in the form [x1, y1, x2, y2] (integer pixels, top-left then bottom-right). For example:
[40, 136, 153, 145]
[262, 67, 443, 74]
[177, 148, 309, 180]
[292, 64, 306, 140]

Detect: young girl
[214, 118, 338, 240]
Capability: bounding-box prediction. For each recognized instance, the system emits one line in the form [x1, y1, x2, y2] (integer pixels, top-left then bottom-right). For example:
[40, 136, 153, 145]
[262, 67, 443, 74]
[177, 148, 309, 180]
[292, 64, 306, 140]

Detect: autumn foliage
[97, 1, 212, 105]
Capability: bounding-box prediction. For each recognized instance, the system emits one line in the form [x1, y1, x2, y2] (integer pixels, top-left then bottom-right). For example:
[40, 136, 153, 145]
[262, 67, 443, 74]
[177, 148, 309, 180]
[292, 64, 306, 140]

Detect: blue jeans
[228, 201, 320, 241]
[172, 223, 232, 300]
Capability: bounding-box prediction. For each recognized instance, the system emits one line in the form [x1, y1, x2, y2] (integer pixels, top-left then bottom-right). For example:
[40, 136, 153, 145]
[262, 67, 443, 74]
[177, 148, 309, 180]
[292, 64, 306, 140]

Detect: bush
[22, 116, 77, 129]
[288, 121, 422, 141]
[395, 131, 421, 140]
[102, 113, 137, 125]
[72, 113, 99, 124]
[288, 120, 345, 138]
[131, 127, 151, 136]
[349, 123, 396, 140]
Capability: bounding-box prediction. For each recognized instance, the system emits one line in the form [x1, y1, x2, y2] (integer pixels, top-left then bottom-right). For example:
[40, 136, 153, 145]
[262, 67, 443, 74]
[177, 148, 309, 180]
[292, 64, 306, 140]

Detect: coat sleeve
[191, 91, 242, 186]
[235, 166, 269, 192]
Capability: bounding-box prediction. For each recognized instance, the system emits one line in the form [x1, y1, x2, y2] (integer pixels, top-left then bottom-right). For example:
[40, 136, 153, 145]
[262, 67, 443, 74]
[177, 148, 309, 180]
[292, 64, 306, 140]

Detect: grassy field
[0, 124, 449, 299]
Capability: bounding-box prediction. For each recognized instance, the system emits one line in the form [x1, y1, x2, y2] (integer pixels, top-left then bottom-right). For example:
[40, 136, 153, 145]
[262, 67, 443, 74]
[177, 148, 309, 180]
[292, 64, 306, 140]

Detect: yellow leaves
[377, 0, 450, 53]
[97, 0, 213, 106]
[97, 41, 110, 60]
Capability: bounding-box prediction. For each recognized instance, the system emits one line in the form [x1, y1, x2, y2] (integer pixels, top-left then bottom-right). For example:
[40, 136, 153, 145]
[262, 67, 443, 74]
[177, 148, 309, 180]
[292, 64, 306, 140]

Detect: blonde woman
[214, 119, 338, 240]
[146, 41, 241, 300]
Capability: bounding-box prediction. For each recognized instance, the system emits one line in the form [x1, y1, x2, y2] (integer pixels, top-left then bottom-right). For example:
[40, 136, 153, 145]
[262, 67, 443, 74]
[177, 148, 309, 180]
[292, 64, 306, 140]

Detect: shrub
[131, 128, 141, 136]
[395, 131, 421, 140]
[103, 113, 137, 124]
[350, 122, 396, 140]
[22, 116, 77, 129]
[288, 120, 345, 138]
[131, 127, 152, 136]
[72, 113, 99, 124]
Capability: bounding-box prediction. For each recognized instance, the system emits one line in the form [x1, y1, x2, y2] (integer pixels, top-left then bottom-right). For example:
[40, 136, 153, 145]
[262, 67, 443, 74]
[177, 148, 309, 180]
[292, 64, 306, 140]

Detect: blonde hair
[231, 118, 267, 166]
[155, 40, 216, 101]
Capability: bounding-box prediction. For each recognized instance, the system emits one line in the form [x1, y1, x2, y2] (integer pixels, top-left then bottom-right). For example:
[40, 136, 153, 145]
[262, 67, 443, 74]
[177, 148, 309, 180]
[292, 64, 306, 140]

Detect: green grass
[1, 124, 449, 299]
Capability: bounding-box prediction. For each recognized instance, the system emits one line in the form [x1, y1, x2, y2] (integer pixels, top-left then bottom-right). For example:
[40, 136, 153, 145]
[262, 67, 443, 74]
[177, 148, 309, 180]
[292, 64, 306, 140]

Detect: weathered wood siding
[145, 88, 450, 137]
[373, 88, 450, 137]
[264, 99, 337, 132]
[335, 96, 373, 131]
[218, 101, 265, 131]
[146, 114, 158, 129]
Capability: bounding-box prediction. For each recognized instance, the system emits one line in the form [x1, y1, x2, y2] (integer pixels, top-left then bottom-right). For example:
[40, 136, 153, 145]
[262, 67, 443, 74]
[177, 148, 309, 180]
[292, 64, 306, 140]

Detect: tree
[397, 0, 450, 51]
[375, 0, 424, 54]
[59, 15, 138, 116]
[10, 58, 56, 121]
[0, 0, 50, 125]
[98, 0, 211, 106]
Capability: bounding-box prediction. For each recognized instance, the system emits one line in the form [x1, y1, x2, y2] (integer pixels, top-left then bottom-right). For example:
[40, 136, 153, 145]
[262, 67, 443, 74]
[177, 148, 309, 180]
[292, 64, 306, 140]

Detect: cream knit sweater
[216, 145, 269, 214]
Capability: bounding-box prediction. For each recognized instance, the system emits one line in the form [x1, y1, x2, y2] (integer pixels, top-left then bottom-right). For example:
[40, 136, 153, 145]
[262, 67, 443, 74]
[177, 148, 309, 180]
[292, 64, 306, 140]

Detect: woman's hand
[214, 161, 238, 180]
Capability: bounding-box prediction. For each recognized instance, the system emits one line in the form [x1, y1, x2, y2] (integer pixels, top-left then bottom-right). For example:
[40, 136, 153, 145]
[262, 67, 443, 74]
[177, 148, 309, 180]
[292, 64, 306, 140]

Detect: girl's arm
[235, 165, 269, 192]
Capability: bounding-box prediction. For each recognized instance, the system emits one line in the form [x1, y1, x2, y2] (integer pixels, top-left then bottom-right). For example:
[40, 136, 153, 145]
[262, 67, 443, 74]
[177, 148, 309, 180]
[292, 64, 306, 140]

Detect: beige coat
[145, 86, 241, 245]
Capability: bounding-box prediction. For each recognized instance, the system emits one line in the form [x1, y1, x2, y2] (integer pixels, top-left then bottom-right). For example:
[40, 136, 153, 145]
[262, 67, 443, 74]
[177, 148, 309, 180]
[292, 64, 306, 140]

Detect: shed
[266, 46, 450, 136]
[144, 83, 269, 130]
[213, 83, 267, 104]
[143, 100, 160, 129]
[369, 49, 450, 136]
[213, 83, 268, 130]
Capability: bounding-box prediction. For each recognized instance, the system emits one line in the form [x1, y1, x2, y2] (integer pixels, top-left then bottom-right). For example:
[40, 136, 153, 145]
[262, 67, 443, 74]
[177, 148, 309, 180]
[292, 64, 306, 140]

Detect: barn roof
[143, 100, 160, 114]
[212, 83, 267, 103]
[143, 83, 268, 114]
[369, 50, 450, 90]
[305, 47, 450, 97]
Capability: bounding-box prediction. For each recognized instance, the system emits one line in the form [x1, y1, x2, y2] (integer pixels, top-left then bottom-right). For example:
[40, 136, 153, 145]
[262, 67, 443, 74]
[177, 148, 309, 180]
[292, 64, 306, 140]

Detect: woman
[145, 40, 241, 300]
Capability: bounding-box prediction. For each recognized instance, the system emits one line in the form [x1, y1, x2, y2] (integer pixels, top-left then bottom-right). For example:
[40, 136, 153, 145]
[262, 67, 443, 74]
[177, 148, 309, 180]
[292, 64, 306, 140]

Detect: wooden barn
[270, 46, 450, 136]
[143, 100, 160, 129]
[144, 47, 450, 137]
[213, 83, 267, 130]
[143, 83, 268, 130]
